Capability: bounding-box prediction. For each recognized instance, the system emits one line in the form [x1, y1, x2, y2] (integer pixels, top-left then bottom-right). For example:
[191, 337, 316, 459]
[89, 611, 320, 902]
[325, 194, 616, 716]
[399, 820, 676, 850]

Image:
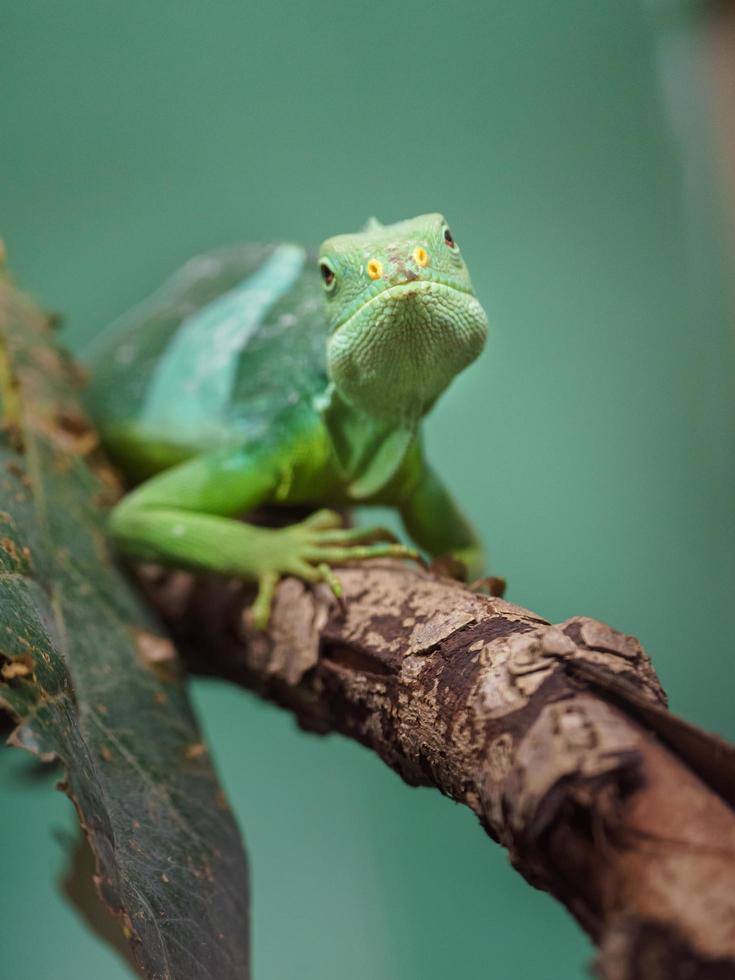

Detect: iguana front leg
[109, 442, 417, 628]
[398, 462, 485, 581]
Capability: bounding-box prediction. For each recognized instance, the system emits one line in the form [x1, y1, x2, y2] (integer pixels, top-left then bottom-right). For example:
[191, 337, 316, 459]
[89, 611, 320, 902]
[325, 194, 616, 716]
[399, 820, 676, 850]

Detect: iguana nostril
[367, 258, 383, 280]
[413, 246, 429, 268]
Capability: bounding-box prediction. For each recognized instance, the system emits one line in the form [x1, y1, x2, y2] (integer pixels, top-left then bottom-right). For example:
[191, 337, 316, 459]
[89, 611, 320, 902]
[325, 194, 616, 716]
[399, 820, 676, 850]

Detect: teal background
[1, 2, 733, 978]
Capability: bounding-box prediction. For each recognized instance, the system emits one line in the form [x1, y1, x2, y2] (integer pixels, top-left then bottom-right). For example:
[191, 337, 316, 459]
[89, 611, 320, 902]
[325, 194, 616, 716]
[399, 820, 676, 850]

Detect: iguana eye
[319, 259, 336, 290]
[443, 226, 457, 250]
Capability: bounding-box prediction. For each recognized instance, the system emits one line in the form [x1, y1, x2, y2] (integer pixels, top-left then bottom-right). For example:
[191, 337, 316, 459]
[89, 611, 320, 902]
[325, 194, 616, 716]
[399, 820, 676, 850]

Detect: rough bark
[140, 562, 735, 980]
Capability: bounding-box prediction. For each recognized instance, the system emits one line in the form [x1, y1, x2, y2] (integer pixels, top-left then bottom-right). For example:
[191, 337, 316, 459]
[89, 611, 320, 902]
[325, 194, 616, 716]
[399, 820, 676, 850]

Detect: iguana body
[85, 214, 489, 626]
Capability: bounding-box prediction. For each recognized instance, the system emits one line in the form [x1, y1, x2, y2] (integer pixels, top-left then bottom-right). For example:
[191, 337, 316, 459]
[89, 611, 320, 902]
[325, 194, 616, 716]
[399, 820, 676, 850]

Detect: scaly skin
[88, 214, 489, 627]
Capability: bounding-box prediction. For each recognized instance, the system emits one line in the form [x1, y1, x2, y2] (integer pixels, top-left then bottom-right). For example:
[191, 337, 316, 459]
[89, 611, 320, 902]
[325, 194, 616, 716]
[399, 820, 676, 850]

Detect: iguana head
[318, 213, 488, 428]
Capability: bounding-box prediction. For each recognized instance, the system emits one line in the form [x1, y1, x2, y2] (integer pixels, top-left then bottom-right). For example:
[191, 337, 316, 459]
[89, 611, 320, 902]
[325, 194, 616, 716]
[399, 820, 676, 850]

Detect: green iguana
[84, 214, 490, 627]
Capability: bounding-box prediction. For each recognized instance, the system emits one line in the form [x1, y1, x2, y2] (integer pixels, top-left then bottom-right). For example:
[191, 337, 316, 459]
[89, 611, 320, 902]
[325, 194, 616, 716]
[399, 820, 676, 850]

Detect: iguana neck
[318, 385, 417, 499]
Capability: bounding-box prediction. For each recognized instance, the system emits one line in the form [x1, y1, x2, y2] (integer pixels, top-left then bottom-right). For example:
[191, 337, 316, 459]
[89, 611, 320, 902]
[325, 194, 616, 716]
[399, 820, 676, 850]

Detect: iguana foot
[430, 553, 506, 598]
[429, 553, 469, 581]
[470, 575, 507, 598]
[251, 509, 420, 630]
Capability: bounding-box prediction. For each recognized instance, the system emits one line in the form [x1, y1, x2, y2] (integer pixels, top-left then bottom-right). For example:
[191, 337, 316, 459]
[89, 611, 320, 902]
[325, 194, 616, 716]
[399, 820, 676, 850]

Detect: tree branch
[141, 562, 735, 980]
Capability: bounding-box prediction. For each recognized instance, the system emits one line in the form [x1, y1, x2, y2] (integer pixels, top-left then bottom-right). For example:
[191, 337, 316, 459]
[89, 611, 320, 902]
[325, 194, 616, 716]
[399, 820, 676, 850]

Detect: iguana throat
[327, 278, 487, 427]
[319, 385, 416, 498]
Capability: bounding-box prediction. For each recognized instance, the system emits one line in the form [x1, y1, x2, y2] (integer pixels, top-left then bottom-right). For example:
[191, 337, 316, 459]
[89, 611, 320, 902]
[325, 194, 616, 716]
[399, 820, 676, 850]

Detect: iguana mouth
[332, 278, 475, 334]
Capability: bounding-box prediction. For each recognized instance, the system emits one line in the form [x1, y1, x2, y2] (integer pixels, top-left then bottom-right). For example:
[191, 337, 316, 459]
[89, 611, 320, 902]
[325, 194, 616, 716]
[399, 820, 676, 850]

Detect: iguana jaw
[331, 278, 475, 335]
[326, 280, 488, 429]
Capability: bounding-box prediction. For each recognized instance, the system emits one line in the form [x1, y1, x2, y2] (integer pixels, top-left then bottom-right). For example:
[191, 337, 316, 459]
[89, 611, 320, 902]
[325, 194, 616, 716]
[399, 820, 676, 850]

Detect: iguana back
[84, 242, 328, 477]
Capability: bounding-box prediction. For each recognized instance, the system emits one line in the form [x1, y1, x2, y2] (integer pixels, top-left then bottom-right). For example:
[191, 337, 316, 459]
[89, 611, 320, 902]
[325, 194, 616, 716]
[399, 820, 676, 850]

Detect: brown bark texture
[141, 561, 735, 980]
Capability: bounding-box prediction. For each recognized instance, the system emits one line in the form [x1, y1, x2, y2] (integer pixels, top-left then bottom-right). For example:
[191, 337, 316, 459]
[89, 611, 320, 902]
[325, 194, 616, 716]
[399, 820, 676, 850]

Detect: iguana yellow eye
[413, 246, 429, 268]
[367, 258, 383, 280]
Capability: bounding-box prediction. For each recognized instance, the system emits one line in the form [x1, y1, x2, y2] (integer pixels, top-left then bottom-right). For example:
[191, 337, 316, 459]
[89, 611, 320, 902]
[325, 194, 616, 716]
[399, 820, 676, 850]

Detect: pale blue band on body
[139, 242, 306, 442]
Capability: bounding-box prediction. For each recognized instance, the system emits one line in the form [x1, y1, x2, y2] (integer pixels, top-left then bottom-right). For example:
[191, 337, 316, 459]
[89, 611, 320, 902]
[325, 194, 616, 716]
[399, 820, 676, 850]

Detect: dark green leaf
[0, 278, 250, 979]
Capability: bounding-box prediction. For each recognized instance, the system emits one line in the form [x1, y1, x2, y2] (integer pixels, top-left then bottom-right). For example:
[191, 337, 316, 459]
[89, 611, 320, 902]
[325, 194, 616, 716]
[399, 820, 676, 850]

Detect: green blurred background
[1, 1, 733, 978]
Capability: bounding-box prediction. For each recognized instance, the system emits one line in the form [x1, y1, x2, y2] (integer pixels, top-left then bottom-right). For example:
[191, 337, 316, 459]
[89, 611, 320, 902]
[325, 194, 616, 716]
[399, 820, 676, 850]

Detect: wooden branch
[140, 561, 735, 980]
